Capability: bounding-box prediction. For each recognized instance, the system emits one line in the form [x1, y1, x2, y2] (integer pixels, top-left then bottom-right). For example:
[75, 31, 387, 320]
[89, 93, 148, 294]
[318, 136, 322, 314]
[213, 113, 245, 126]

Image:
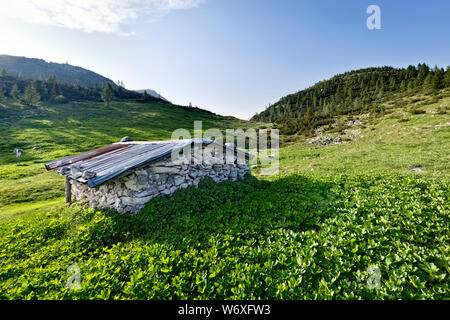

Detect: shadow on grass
[81, 174, 343, 251]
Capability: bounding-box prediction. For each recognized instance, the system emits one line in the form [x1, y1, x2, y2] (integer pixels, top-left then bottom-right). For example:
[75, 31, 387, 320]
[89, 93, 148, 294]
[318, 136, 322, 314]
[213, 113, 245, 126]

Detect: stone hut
[45, 138, 252, 214]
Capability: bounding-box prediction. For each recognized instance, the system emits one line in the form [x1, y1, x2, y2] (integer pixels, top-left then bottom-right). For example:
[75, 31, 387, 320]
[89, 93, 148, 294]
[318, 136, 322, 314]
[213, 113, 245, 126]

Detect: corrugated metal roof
[45, 138, 251, 188]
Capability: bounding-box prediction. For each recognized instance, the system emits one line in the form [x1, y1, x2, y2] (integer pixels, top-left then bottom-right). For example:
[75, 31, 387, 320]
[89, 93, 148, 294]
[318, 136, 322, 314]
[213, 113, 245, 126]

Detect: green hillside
[252, 64, 450, 135]
[0, 55, 114, 88]
[0, 70, 448, 299]
[0, 72, 162, 105]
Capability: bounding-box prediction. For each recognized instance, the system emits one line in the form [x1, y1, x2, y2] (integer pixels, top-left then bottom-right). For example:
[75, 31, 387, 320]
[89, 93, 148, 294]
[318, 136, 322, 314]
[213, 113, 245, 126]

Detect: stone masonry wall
[70, 148, 250, 214]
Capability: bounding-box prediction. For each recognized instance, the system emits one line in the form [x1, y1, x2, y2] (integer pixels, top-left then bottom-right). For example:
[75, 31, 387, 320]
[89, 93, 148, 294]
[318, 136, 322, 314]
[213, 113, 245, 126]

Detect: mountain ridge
[0, 54, 115, 88]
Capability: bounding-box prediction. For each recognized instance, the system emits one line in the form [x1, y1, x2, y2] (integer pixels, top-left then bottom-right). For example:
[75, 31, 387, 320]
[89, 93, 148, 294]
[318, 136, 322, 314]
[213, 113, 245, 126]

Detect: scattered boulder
[347, 120, 363, 127]
[13, 148, 23, 158]
[309, 135, 343, 146]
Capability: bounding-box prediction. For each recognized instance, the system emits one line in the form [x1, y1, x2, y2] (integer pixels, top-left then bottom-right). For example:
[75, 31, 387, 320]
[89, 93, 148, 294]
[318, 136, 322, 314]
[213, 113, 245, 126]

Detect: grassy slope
[0, 90, 449, 299]
[0, 99, 250, 220]
[277, 90, 450, 179]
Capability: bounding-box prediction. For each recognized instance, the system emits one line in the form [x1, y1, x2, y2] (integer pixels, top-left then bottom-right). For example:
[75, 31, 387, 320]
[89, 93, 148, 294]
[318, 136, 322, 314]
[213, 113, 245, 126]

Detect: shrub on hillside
[51, 95, 68, 104]
[410, 107, 426, 114]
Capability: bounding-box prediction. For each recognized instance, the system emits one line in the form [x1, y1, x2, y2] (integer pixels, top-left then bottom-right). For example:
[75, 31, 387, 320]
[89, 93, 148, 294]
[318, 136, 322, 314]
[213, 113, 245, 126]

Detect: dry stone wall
[70, 151, 250, 214]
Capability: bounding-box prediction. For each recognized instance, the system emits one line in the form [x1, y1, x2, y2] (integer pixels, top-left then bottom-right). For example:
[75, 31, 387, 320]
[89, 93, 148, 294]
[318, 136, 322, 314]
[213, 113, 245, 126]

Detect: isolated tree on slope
[0, 69, 7, 77]
[23, 84, 40, 105]
[101, 84, 113, 107]
[32, 80, 48, 100]
[10, 84, 20, 99]
[0, 88, 5, 102]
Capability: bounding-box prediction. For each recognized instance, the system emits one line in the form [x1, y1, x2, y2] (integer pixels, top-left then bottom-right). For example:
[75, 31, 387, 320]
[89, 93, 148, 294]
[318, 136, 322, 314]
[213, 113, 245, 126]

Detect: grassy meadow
[0, 90, 449, 299]
[277, 91, 450, 179]
[0, 99, 249, 220]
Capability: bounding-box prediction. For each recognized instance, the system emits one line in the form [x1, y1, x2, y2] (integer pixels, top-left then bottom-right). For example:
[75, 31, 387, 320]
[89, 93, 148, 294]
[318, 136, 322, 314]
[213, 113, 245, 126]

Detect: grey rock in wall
[70, 152, 251, 214]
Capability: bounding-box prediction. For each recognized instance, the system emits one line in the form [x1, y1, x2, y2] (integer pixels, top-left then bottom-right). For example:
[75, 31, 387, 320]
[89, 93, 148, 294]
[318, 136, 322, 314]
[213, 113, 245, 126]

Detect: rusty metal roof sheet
[45, 138, 251, 188]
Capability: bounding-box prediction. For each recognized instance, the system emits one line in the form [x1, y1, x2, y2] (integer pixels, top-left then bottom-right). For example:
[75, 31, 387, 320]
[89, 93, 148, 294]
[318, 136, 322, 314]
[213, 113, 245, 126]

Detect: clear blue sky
[1, 0, 449, 119]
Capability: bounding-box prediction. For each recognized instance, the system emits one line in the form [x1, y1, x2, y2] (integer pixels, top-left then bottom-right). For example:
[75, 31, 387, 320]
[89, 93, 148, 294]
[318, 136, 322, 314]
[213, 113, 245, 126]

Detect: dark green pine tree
[347, 86, 353, 100]
[295, 95, 301, 112]
[10, 84, 20, 99]
[269, 107, 276, 122]
[431, 71, 443, 90]
[370, 72, 378, 86]
[0, 87, 5, 102]
[285, 98, 291, 118]
[389, 76, 396, 90]
[313, 92, 318, 109]
[32, 80, 48, 100]
[51, 82, 62, 97]
[23, 84, 41, 105]
[47, 74, 57, 84]
[376, 78, 384, 94]
[302, 107, 314, 134]
[445, 66, 450, 87]
[0, 69, 7, 77]
[423, 73, 433, 91]
[101, 83, 113, 107]
[406, 65, 417, 79]
[416, 63, 429, 86]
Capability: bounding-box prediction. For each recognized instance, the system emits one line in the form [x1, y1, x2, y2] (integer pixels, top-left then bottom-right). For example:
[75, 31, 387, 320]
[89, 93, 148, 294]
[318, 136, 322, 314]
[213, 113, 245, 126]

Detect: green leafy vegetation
[0, 174, 448, 299]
